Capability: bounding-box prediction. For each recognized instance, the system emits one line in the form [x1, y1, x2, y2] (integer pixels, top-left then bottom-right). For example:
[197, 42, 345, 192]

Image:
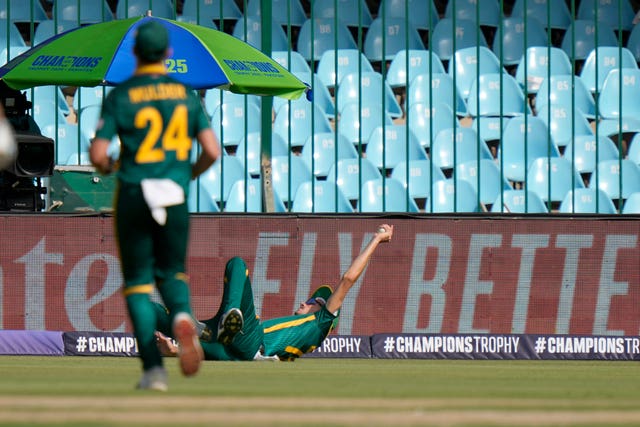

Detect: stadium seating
[429, 179, 480, 213]
[273, 71, 336, 119]
[598, 69, 640, 120]
[563, 135, 620, 175]
[628, 133, 640, 166]
[203, 89, 260, 117]
[467, 73, 531, 117]
[32, 19, 79, 45]
[116, 0, 176, 19]
[211, 101, 262, 148]
[577, 0, 635, 32]
[312, 0, 373, 28]
[526, 157, 586, 204]
[225, 178, 287, 213]
[515, 47, 574, 94]
[297, 18, 358, 62]
[198, 156, 246, 207]
[0, 18, 25, 47]
[561, 20, 619, 61]
[591, 159, 640, 201]
[406, 102, 459, 149]
[273, 99, 333, 148]
[291, 180, 354, 213]
[26, 85, 71, 117]
[73, 86, 112, 113]
[430, 18, 488, 62]
[301, 131, 359, 179]
[337, 103, 394, 145]
[492, 17, 549, 67]
[456, 159, 513, 206]
[535, 75, 596, 119]
[0, 0, 48, 23]
[449, 46, 504, 101]
[51, 0, 113, 24]
[316, 49, 374, 89]
[335, 71, 403, 118]
[431, 127, 493, 172]
[559, 188, 618, 214]
[622, 192, 640, 213]
[365, 124, 427, 173]
[510, 0, 572, 30]
[490, 189, 549, 213]
[377, 0, 439, 31]
[326, 157, 382, 204]
[232, 16, 290, 51]
[407, 73, 468, 117]
[391, 159, 447, 202]
[580, 46, 638, 94]
[271, 155, 314, 206]
[358, 177, 420, 212]
[536, 104, 595, 148]
[245, 0, 307, 27]
[234, 132, 290, 178]
[271, 50, 311, 74]
[444, 0, 501, 29]
[363, 17, 425, 63]
[626, 23, 640, 62]
[386, 49, 446, 89]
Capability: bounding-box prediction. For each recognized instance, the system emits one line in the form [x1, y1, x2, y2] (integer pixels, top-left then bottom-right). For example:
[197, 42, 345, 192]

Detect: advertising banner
[1, 215, 639, 337]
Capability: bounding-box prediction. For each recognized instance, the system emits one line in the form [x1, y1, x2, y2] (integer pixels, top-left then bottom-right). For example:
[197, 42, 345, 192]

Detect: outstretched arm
[324, 224, 393, 314]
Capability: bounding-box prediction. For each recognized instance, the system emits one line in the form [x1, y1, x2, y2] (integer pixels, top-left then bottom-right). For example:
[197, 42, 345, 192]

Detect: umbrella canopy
[0, 15, 308, 99]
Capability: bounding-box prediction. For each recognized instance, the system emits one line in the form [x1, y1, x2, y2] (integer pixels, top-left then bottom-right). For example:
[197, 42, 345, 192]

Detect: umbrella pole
[259, 0, 275, 213]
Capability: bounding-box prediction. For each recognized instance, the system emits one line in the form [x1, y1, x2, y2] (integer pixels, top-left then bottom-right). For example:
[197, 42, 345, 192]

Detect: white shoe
[217, 308, 243, 346]
[136, 366, 168, 392]
[173, 313, 204, 377]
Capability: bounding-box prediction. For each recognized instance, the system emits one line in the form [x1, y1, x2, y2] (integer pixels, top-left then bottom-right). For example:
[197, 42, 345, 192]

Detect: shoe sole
[174, 317, 204, 377]
[218, 310, 243, 346]
[137, 382, 168, 392]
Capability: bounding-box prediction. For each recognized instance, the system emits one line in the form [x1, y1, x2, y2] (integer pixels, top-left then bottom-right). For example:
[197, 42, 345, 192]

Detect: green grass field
[0, 356, 639, 426]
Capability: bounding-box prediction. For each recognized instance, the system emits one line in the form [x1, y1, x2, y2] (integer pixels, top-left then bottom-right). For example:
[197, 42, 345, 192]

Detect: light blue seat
[622, 192, 640, 213]
[598, 68, 640, 120]
[235, 132, 289, 177]
[526, 157, 586, 203]
[597, 117, 640, 140]
[515, 47, 573, 94]
[225, 178, 287, 213]
[467, 73, 531, 117]
[449, 46, 504, 100]
[0, 0, 48, 22]
[316, 49, 374, 89]
[510, 0, 571, 30]
[561, 20, 619, 61]
[386, 49, 445, 89]
[188, 179, 219, 213]
[273, 100, 334, 148]
[577, 0, 635, 32]
[297, 18, 358, 62]
[211, 101, 262, 148]
[358, 177, 420, 212]
[73, 86, 112, 112]
[472, 116, 509, 143]
[492, 17, 549, 66]
[336, 71, 403, 118]
[32, 19, 79, 45]
[301, 131, 358, 179]
[182, 0, 242, 23]
[52, 0, 113, 24]
[431, 127, 493, 171]
[580, 46, 638, 94]
[500, 115, 560, 182]
[559, 188, 618, 214]
[312, 0, 373, 28]
[26, 85, 71, 117]
[444, 0, 501, 28]
[490, 189, 549, 213]
[291, 180, 354, 213]
[203, 89, 260, 116]
[407, 73, 468, 117]
[0, 18, 25, 47]
[76, 104, 102, 141]
[406, 102, 459, 149]
[176, 14, 218, 28]
[326, 157, 382, 203]
[41, 122, 89, 166]
[377, 0, 438, 31]
[271, 155, 314, 205]
[232, 16, 289, 51]
[366, 124, 427, 172]
[271, 50, 311, 74]
[198, 156, 246, 206]
[536, 104, 594, 148]
[626, 23, 640, 62]
[591, 159, 640, 201]
[280, 70, 335, 119]
[536, 74, 596, 119]
[563, 135, 620, 175]
[429, 179, 480, 213]
[363, 17, 425, 63]
[456, 159, 513, 206]
[431, 18, 488, 62]
[391, 159, 447, 201]
[32, 99, 68, 131]
[0, 45, 27, 66]
[116, 0, 176, 18]
[246, 0, 307, 27]
[337, 103, 393, 145]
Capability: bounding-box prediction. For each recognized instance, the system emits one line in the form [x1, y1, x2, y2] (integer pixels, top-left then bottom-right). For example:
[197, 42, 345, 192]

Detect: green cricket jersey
[94, 64, 211, 193]
[261, 307, 338, 361]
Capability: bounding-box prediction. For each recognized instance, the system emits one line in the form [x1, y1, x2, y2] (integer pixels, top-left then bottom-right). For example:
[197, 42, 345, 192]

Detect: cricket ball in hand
[378, 227, 385, 233]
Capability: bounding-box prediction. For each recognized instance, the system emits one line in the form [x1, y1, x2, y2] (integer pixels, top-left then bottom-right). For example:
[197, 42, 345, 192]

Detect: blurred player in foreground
[90, 20, 221, 391]
[154, 224, 393, 361]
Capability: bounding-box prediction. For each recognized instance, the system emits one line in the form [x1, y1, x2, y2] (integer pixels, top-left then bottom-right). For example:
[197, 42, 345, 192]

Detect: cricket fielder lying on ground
[153, 224, 393, 361]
